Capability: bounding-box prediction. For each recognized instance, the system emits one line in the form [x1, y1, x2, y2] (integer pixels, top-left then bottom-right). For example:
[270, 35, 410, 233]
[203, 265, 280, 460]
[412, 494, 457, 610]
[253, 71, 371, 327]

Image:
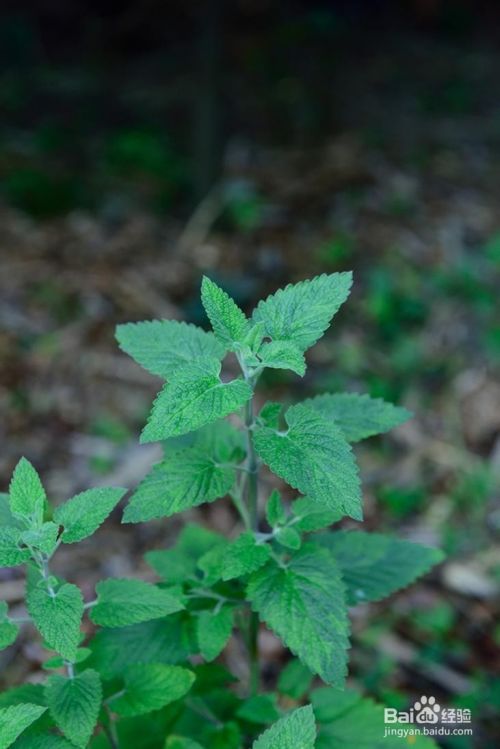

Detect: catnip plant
[0, 273, 443, 749]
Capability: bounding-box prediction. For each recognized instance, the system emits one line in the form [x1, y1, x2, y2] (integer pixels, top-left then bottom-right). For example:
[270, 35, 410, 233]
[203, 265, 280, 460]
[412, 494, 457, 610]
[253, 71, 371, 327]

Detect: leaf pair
[42, 664, 194, 748]
[117, 272, 355, 445]
[124, 421, 244, 523]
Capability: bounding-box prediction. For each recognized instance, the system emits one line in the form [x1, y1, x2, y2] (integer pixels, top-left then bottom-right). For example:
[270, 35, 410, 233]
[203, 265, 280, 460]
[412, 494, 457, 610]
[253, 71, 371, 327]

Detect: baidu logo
[413, 696, 440, 724]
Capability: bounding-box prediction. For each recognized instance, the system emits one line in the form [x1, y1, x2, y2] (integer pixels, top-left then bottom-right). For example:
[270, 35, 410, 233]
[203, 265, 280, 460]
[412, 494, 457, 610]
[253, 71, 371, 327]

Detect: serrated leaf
[45, 670, 101, 749]
[257, 340, 306, 376]
[265, 489, 286, 527]
[201, 277, 249, 347]
[196, 420, 246, 460]
[27, 582, 83, 661]
[252, 272, 352, 352]
[315, 531, 444, 604]
[0, 685, 45, 709]
[21, 523, 59, 556]
[110, 664, 194, 717]
[247, 545, 350, 685]
[9, 459, 46, 525]
[124, 448, 235, 523]
[0, 529, 30, 568]
[146, 524, 225, 584]
[11, 733, 74, 749]
[140, 361, 252, 443]
[54, 487, 127, 543]
[0, 704, 47, 749]
[312, 688, 439, 748]
[116, 319, 225, 379]
[303, 392, 412, 442]
[291, 497, 342, 532]
[196, 606, 233, 661]
[0, 603, 18, 651]
[87, 614, 191, 678]
[221, 533, 272, 581]
[252, 705, 316, 749]
[90, 578, 184, 627]
[254, 404, 362, 520]
[165, 420, 246, 463]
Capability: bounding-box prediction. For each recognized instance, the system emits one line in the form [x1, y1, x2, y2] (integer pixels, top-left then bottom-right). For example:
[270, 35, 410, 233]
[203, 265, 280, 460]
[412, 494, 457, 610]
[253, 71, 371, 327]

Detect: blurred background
[0, 1, 499, 746]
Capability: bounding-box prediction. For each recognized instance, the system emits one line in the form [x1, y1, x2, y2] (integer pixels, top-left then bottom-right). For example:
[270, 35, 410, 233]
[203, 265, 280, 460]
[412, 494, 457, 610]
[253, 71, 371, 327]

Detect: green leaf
[54, 487, 127, 543]
[0, 529, 30, 568]
[265, 489, 286, 527]
[43, 648, 90, 671]
[0, 685, 45, 709]
[205, 721, 241, 748]
[146, 524, 225, 584]
[11, 734, 75, 749]
[221, 533, 272, 581]
[45, 670, 102, 749]
[90, 578, 184, 627]
[123, 448, 235, 523]
[236, 694, 280, 725]
[275, 527, 301, 550]
[196, 606, 233, 661]
[165, 739, 205, 749]
[9, 459, 46, 525]
[27, 582, 83, 661]
[252, 705, 316, 749]
[257, 402, 283, 430]
[201, 277, 249, 347]
[291, 497, 342, 532]
[247, 545, 350, 685]
[197, 543, 229, 586]
[252, 272, 352, 352]
[277, 659, 313, 700]
[0, 704, 47, 749]
[116, 319, 225, 379]
[0, 494, 23, 529]
[257, 341, 306, 376]
[0, 603, 18, 651]
[164, 419, 245, 464]
[10, 734, 74, 749]
[110, 664, 195, 717]
[303, 392, 412, 442]
[243, 320, 266, 352]
[87, 614, 191, 678]
[254, 404, 362, 520]
[312, 688, 439, 748]
[140, 360, 252, 443]
[21, 523, 59, 556]
[315, 531, 444, 605]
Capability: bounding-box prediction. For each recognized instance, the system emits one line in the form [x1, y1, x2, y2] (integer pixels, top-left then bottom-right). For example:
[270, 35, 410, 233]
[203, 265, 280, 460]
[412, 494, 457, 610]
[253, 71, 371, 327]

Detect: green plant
[0, 273, 444, 748]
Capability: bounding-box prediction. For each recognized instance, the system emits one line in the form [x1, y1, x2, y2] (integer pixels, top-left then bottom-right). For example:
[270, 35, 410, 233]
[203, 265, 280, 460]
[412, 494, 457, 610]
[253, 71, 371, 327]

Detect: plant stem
[244, 399, 259, 531]
[243, 396, 260, 694]
[37, 554, 74, 679]
[103, 706, 120, 749]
